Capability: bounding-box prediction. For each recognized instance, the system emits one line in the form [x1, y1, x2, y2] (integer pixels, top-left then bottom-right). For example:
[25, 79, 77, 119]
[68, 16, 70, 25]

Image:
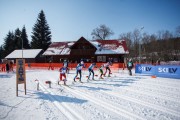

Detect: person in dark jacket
[127, 59, 134, 76]
[6, 62, 9, 73]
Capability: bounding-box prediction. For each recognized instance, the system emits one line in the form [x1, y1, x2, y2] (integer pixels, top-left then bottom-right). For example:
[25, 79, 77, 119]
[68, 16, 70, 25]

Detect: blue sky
[0, 0, 180, 46]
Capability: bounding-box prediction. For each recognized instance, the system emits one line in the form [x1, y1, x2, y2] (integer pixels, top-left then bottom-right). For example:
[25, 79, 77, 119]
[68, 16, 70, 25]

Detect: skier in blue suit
[87, 63, 97, 80]
[73, 61, 86, 82]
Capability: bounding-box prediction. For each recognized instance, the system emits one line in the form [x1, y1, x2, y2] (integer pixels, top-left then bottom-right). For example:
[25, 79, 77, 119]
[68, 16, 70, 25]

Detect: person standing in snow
[9, 61, 14, 72]
[87, 62, 97, 80]
[104, 61, 112, 77]
[63, 59, 69, 73]
[156, 58, 161, 65]
[6, 62, 9, 73]
[48, 60, 53, 70]
[99, 64, 104, 79]
[73, 60, 85, 83]
[127, 59, 134, 76]
[59, 66, 68, 85]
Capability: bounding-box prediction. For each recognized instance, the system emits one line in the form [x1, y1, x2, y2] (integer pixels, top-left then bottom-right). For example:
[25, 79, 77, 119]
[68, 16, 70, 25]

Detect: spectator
[6, 62, 9, 73]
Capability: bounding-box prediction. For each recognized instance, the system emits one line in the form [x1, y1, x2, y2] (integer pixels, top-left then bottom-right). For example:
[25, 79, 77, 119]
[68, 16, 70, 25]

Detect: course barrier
[24, 63, 125, 69]
[1, 63, 126, 73]
[0, 64, 6, 72]
[135, 64, 180, 79]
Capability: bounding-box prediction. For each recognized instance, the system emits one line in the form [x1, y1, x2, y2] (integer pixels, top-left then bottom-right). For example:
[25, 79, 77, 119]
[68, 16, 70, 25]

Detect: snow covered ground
[0, 68, 180, 120]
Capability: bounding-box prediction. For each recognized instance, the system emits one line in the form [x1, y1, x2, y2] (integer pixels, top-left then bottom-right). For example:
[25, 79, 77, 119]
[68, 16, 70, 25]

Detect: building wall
[49, 54, 124, 63]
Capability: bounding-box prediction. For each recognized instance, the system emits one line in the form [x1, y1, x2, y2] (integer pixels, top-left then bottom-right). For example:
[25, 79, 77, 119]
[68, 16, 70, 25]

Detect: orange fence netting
[1, 63, 126, 72]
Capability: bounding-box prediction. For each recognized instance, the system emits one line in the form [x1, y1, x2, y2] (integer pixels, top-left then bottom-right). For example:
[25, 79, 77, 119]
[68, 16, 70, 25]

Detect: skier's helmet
[81, 61, 84, 64]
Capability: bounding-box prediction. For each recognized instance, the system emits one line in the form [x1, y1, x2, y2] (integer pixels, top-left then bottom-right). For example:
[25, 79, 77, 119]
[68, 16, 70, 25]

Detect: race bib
[128, 62, 132, 67]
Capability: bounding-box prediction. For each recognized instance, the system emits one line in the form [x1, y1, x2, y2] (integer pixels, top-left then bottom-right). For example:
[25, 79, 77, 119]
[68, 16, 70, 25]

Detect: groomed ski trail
[101, 90, 180, 118]
[38, 81, 85, 120]
[61, 85, 144, 120]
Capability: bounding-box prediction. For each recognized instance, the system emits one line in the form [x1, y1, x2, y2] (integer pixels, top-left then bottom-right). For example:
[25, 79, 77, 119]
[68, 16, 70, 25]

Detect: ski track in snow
[60, 84, 143, 120]
[101, 91, 180, 117]
[72, 85, 180, 120]
[1, 69, 180, 120]
[86, 78, 180, 110]
[39, 80, 127, 120]
[38, 81, 85, 120]
[86, 77, 180, 104]
[42, 70, 180, 120]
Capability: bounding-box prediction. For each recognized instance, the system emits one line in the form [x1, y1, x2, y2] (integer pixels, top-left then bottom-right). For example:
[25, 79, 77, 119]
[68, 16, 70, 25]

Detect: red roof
[43, 38, 129, 55]
[92, 39, 128, 52]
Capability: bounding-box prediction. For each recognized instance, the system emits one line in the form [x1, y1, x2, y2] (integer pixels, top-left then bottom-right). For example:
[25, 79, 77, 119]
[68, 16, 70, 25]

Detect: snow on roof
[43, 42, 74, 55]
[43, 39, 129, 55]
[90, 40, 129, 54]
[5, 49, 42, 59]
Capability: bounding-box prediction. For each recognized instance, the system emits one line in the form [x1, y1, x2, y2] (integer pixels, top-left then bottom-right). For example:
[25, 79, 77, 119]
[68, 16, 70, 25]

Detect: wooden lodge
[43, 37, 129, 63]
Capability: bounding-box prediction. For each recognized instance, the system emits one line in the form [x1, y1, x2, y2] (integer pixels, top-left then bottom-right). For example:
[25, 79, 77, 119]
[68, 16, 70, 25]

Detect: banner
[135, 64, 180, 79]
[155, 65, 180, 79]
[135, 64, 155, 75]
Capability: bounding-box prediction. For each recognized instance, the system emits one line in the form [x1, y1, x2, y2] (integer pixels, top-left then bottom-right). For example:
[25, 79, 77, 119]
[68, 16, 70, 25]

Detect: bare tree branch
[91, 24, 114, 40]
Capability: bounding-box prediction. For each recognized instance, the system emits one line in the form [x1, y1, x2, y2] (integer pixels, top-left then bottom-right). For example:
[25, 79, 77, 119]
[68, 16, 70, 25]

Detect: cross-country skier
[104, 61, 112, 77]
[59, 66, 67, 85]
[63, 59, 69, 73]
[73, 60, 86, 83]
[127, 59, 134, 76]
[87, 62, 97, 80]
[99, 64, 104, 79]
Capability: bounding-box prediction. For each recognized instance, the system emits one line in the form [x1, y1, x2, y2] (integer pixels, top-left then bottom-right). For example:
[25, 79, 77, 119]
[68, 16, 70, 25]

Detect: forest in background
[119, 28, 180, 62]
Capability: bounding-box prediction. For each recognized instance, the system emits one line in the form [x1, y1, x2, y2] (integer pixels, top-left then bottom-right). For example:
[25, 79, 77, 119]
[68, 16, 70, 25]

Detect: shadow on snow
[35, 92, 87, 104]
[0, 74, 14, 78]
[87, 77, 140, 87]
[76, 85, 110, 91]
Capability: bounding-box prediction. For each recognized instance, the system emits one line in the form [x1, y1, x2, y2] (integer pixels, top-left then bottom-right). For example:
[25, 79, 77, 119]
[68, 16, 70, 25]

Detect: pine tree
[3, 31, 15, 57]
[14, 28, 22, 49]
[31, 10, 52, 50]
[0, 45, 4, 61]
[21, 26, 30, 49]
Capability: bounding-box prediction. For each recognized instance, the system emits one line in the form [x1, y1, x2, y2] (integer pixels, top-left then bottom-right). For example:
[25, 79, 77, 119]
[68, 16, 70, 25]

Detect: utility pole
[139, 26, 144, 64]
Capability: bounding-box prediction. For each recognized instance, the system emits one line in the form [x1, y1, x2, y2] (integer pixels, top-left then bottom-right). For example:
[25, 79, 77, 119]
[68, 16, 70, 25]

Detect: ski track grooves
[103, 79, 180, 103]
[38, 81, 84, 120]
[134, 82, 180, 95]
[114, 77, 180, 89]
[63, 85, 144, 120]
[138, 80, 180, 90]
[111, 78, 180, 98]
[116, 78, 180, 90]
[101, 90, 180, 118]
[88, 80, 180, 104]
[127, 85, 180, 100]
[123, 87, 180, 104]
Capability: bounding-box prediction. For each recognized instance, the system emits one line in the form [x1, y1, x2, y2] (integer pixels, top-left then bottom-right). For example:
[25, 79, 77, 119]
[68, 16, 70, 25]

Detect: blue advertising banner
[135, 64, 180, 79]
[155, 65, 180, 79]
[135, 64, 155, 75]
